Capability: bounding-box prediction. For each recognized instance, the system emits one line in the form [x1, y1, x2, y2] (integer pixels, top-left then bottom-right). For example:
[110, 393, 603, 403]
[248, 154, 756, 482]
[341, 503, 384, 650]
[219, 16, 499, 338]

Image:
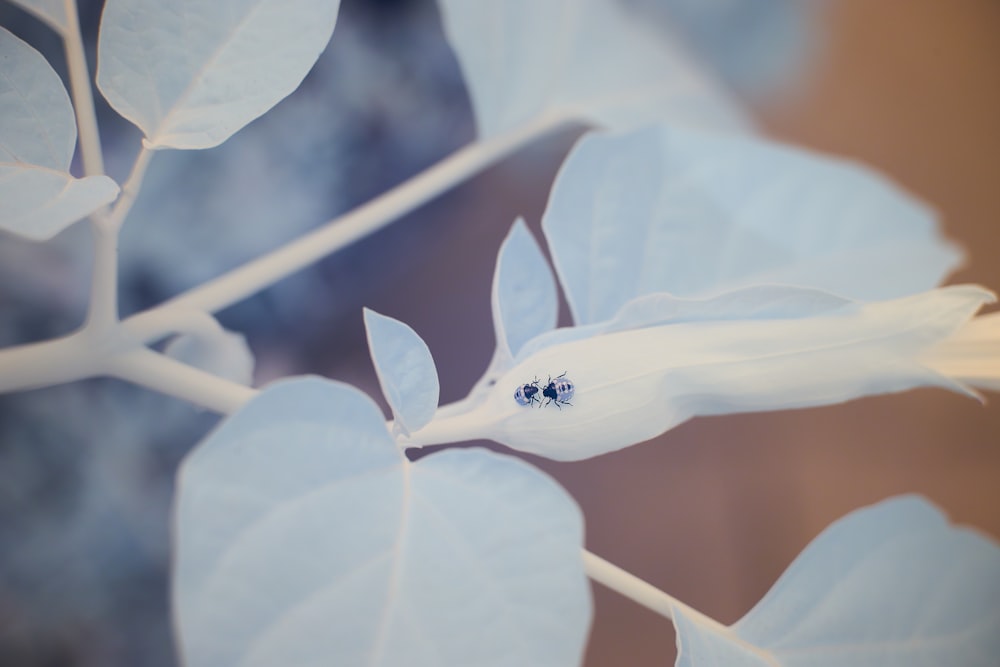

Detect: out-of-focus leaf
[164, 317, 255, 386]
[96, 0, 342, 150]
[0, 28, 119, 240]
[436, 0, 749, 139]
[364, 308, 440, 434]
[672, 495, 1000, 667]
[410, 286, 991, 460]
[543, 125, 962, 325]
[174, 377, 591, 667]
[492, 219, 558, 364]
[7, 0, 68, 33]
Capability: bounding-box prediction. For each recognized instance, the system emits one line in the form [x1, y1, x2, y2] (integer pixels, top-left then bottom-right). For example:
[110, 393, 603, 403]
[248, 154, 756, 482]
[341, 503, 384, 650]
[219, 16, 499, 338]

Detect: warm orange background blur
[341, 2, 1000, 664]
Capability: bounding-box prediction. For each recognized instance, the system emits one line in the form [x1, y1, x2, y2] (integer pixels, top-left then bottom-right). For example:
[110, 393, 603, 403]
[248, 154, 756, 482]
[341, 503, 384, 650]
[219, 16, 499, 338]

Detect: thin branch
[104, 347, 258, 414]
[62, 0, 104, 177]
[582, 549, 730, 633]
[131, 114, 569, 326]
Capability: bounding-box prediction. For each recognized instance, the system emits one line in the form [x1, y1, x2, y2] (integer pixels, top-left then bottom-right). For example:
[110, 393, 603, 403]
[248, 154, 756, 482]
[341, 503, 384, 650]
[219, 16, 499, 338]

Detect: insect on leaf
[174, 377, 591, 667]
[672, 495, 1000, 667]
[96, 0, 342, 150]
[0, 28, 119, 240]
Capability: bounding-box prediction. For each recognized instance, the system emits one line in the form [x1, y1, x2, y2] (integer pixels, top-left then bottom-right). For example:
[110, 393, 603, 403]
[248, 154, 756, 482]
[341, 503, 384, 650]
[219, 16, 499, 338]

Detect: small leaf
[7, 0, 68, 34]
[364, 308, 440, 434]
[0, 28, 119, 240]
[164, 319, 255, 386]
[174, 377, 591, 667]
[412, 286, 991, 460]
[543, 125, 962, 325]
[492, 218, 558, 365]
[437, 0, 749, 139]
[672, 495, 1000, 667]
[96, 0, 342, 150]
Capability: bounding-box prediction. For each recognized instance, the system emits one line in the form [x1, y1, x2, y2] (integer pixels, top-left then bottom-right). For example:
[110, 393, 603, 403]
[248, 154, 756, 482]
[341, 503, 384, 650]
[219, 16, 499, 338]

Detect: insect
[541, 372, 574, 409]
[514, 377, 542, 406]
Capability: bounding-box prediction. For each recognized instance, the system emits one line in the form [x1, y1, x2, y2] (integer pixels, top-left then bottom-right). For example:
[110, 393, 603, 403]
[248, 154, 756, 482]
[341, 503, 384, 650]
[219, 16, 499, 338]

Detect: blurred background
[0, 0, 998, 665]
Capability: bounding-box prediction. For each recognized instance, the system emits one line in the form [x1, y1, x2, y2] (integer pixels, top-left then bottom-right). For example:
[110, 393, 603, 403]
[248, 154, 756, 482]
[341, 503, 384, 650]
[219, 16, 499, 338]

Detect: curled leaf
[164, 315, 255, 386]
[407, 286, 992, 460]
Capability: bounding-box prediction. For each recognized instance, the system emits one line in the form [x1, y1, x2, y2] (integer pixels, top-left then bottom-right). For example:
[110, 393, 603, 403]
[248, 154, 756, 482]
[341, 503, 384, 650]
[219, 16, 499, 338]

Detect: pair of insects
[514, 372, 574, 409]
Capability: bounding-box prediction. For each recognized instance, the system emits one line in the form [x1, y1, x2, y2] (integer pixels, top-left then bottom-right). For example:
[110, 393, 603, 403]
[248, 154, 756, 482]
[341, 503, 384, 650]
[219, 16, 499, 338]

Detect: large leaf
[364, 308, 440, 434]
[0, 28, 119, 240]
[436, 0, 749, 139]
[97, 0, 341, 150]
[672, 495, 1000, 667]
[543, 125, 962, 325]
[7, 0, 67, 34]
[405, 286, 991, 460]
[174, 377, 590, 666]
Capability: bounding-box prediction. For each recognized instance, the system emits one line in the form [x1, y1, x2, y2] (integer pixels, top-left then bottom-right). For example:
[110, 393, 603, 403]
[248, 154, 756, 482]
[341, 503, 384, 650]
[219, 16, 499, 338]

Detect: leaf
[164, 318, 255, 386]
[672, 495, 1000, 667]
[543, 125, 962, 325]
[174, 377, 591, 667]
[412, 285, 991, 460]
[0, 28, 119, 240]
[96, 0, 342, 150]
[491, 218, 558, 365]
[7, 0, 68, 34]
[436, 0, 749, 139]
[364, 308, 440, 434]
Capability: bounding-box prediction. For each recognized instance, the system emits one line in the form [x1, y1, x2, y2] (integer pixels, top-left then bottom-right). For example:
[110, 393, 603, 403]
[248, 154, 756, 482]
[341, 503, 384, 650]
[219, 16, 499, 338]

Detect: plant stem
[139, 114, 569, 324]
[582, 550, 729, 633]
[104, 347, 258, 414]
[86, 145, 154, 333]
[62, 0, 104, 177]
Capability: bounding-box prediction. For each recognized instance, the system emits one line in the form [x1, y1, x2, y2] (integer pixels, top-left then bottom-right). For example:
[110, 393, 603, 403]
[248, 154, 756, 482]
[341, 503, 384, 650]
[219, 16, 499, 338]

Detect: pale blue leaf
[517, 284, 855, 360]
[0, 28, 119, 240]
[543, 125, 962, 325]
[673, 495, 1000, 667]
[364, 308, 440, 434]
[7, 0, 68, 33]
[436, 0, 749, 139]
[174, 377, 590, 667]
[492, 218, 558, 364]
[164, 320, 255, 386]
[408, 286, 991, 460]
[97, 0, 342, 150]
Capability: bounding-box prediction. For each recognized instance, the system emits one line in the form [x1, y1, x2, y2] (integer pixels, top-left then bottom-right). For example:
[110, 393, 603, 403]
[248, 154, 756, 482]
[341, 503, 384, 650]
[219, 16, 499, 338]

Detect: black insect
[514, 377, 542, 406]
[541, 372, 574, 409]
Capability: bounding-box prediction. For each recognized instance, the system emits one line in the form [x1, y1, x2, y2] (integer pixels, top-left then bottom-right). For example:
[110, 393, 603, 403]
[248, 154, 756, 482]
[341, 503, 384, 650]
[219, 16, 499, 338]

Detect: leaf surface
[437, 0, 749, 138]
[467, 286, 992, 460]
[364, 308, 440, 434]
[0, 28, 118, 239]
[673, 496, 1000, 667]
[492, 219, 558, 364]
[97, 0, 341, 149]
[543, 125, 962, 325]
[174, 377, 590, 667]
